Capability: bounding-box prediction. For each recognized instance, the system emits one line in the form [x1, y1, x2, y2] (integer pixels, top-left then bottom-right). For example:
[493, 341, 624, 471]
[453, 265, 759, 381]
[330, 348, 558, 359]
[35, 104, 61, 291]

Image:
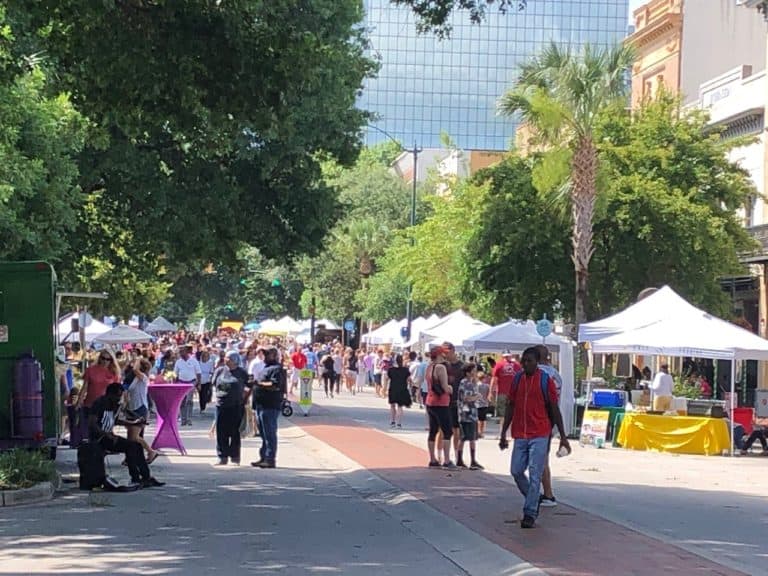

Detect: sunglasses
[99, 356, 111, 361]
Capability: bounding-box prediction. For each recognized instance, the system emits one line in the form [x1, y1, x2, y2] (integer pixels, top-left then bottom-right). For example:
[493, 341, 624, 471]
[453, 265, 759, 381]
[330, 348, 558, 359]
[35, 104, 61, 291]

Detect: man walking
[174, 346, 201, 426]
[442, 341, 464, 461]
[500, 347, 570, 529]
[536, 344, 564, 508]
[251, 347, 286, 469]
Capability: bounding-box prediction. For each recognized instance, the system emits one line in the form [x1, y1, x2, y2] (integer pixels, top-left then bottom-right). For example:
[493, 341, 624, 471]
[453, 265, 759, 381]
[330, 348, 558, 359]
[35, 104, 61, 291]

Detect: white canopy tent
[362, 318, 404, 345]
[298, 318, 339, 331]
[145, 316, 177, 333]
[578, 286, 702, 342]
[417, 310, 490, 351]
[402, 315, 443, 348]
[463, 319, 576, 435]
[583, 286, 768, 454]
[57, 312, 111, 344]
[94, 324, 153, 345]
[259, 316, 303, 336]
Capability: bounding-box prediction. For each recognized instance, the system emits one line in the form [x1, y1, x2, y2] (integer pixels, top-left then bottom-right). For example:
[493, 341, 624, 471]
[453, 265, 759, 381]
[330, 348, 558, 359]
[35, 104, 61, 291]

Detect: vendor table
[148, 383, 194, 455]
[616, 413, 730, 456]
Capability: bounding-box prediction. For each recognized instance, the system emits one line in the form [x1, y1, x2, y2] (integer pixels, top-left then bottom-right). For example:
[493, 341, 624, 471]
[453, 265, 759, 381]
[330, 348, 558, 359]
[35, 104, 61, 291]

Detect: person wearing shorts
[425, 346, 454, 469]
[477, 370, 490, 438]
[456, 363, 483, 470]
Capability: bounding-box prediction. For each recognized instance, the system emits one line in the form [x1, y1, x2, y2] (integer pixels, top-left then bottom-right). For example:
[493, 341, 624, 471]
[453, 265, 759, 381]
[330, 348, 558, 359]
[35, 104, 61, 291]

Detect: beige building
[628, 0, 683, 107]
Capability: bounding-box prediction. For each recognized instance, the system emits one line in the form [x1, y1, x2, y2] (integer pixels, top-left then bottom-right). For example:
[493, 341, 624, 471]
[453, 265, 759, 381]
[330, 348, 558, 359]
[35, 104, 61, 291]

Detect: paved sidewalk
[0, 412, 528, 576]
[293, 393, 753, 576]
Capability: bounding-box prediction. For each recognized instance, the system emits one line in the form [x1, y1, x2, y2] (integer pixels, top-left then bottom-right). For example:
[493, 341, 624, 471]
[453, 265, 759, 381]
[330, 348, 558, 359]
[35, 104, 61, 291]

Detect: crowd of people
[60, 330, 572, 526]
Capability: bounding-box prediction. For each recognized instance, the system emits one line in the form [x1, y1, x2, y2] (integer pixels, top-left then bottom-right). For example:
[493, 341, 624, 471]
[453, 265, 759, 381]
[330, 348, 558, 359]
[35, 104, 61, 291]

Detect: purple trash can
[13, 354, 44, 439]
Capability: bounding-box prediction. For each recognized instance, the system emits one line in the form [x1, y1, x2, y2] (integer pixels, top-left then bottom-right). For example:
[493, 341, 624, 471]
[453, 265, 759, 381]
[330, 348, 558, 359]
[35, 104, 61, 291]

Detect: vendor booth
[416, 310, 489, 351]
[580, 286, 768, 455]
[464, 320, 576, 436]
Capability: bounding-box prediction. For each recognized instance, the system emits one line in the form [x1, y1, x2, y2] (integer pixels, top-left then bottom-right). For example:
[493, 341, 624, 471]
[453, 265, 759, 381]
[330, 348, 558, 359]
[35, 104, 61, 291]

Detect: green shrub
[0, 449, 56, 490]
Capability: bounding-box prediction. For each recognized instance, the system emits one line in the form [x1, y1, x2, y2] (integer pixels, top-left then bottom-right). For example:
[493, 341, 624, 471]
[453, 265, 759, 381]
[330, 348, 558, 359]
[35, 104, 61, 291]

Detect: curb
[0, 481, 55, 507]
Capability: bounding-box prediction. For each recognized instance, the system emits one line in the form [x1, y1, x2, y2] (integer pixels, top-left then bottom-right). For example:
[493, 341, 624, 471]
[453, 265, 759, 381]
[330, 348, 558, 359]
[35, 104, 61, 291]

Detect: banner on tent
[579, 409, 609, 448]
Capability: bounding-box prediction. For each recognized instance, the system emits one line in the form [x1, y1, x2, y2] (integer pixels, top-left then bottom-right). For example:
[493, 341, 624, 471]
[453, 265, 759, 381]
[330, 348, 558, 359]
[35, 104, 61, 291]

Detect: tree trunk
[570, 137, 598, 327]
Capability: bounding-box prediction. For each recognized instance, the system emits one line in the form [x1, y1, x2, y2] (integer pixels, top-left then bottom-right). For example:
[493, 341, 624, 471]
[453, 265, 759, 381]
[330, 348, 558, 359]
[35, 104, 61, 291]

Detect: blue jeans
[511, 436, 549, 519]
[256, 407, 280, 463]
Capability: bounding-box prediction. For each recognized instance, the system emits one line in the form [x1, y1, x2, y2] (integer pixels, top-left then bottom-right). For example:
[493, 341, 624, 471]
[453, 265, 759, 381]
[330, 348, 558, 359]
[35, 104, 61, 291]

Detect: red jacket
[509, 368, 558, 439]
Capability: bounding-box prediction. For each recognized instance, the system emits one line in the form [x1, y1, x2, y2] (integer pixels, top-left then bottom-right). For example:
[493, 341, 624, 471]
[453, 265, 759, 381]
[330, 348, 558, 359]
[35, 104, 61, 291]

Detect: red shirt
[425, 364, 451, 407]
[492, 358, 521, 396]
[509, 368, 558, 439]
[82, 364, 119, 408]
[291, 351, 307, 370]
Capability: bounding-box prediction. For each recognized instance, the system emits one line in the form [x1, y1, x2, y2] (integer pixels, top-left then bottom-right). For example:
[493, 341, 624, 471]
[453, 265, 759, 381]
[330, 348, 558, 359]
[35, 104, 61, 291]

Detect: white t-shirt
[127, 374, 149, 411]
[174, 356, 201, 382]
[249, 358, 265, 382]
[651, 372, 674, 397]
[199, 358, 216, 384]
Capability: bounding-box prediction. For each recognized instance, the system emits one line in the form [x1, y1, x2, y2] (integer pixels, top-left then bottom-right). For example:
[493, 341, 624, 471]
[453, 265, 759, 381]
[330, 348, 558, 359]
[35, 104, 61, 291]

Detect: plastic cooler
[591, 389, 625, 408]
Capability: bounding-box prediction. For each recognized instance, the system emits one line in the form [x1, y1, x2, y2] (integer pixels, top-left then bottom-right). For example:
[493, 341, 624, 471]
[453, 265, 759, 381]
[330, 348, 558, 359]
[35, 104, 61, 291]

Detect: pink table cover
[148, 383, 194, 455]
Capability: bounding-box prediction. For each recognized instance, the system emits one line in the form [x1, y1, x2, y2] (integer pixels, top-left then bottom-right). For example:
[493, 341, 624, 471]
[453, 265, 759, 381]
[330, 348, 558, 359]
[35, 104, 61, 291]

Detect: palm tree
[499, 42, 634, 326]
[339, 217, 390, 277]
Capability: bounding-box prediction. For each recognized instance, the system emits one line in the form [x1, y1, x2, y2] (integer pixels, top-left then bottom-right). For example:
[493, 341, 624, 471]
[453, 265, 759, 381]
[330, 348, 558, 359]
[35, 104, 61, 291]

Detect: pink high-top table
[148, 382, 194, 455]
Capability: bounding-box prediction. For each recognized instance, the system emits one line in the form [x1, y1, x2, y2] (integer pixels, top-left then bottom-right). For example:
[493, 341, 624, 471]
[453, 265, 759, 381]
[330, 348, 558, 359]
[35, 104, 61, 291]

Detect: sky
[629, 0, 646, 21]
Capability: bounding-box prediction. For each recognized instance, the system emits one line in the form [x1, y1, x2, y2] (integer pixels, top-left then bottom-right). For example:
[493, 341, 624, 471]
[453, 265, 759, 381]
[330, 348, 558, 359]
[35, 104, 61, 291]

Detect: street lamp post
[367, 125, 421, 342]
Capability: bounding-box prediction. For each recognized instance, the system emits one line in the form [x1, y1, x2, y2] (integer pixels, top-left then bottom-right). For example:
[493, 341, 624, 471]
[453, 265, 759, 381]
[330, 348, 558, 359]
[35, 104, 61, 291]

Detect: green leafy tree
[499, 42, 635, 325]
[589, 94, 757, 318]
[466, 156, 573, 321]
[391, 0, 528, 36]
[0, 8, 87, 263]
[8, 0, 375, 270]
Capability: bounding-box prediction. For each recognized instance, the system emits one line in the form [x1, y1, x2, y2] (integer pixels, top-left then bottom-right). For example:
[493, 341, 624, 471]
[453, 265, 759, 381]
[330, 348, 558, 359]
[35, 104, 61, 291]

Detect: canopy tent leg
[730, 360, 736, 457]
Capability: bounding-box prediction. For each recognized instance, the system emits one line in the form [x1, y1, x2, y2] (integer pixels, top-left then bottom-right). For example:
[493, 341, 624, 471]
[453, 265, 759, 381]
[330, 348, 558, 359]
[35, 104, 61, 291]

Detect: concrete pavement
[1, 388, 766, 575]
[305, 389, 768, 576]
[0, 406, 535, 576]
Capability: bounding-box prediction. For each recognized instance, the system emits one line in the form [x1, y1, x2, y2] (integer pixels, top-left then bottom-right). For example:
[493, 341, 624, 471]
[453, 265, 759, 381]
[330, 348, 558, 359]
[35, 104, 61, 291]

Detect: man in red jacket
[500, 347, 569, 529]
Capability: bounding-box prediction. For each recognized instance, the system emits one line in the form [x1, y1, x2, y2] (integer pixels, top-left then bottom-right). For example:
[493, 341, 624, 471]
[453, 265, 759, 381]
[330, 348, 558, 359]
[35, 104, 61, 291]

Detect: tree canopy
[3, 0, 375, 315]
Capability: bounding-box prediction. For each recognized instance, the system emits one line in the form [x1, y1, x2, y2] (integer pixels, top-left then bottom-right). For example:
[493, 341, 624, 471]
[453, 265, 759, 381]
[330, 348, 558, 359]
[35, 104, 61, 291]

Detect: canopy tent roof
[578, 286, 701, 342]
[462, 319, 569, 353]
[57, 312, 111, 344]
[582, 286, 768, 361]
[402, 315, 442, 348]
[144, 316, 177, 333]
[418, 310, 490, 350]
[94, 324, 153, 345]
[258, 316, 303, 336]
[298, 318, 339, 331]
[464, 318, 575, 435]
[362, 318, 403, 345]
[590, 310, 768, 361]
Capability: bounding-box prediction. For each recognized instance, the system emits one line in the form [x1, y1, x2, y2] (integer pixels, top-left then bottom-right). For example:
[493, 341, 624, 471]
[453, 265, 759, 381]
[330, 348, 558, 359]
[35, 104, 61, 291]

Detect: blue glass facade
[361, 1, 630, 150]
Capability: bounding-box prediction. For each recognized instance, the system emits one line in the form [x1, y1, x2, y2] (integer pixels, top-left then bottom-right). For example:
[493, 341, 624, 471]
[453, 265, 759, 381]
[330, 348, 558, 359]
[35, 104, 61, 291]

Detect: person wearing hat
[212, 350, 249, 466]
[251, 347, 287, 469]
[650, 363, 674, 412]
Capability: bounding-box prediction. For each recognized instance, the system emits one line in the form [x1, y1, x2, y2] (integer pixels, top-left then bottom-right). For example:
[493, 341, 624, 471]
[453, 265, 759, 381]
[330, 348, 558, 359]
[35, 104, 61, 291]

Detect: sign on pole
[298, 368, 314, 416]
[536, 314, 553, 342]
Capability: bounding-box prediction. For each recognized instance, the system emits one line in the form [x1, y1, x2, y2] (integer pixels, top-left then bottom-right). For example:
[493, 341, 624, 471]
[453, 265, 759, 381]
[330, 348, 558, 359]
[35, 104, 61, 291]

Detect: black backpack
[77, 441, 106, 490]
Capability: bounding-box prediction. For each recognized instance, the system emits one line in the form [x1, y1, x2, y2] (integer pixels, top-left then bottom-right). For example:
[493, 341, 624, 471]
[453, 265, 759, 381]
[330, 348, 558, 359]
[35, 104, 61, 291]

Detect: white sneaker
[539, 495, 557, 508]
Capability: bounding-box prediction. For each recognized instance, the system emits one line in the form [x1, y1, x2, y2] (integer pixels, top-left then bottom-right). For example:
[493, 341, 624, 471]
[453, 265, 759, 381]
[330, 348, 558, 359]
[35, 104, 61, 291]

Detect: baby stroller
[281, 397, 293, 417]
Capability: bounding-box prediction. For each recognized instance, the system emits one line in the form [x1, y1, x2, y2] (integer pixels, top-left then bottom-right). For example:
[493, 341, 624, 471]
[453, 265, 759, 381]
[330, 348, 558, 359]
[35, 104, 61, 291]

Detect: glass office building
[361, 1, 630, 151]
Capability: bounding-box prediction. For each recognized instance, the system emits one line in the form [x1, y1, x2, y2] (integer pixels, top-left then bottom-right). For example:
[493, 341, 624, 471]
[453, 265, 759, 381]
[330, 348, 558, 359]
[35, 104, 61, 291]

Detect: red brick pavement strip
[295, 413, 746, 576]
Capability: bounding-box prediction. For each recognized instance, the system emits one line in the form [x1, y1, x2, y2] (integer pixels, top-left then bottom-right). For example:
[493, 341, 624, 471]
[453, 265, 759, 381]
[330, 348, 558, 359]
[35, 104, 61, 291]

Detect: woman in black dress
[387, 354, 411, 428]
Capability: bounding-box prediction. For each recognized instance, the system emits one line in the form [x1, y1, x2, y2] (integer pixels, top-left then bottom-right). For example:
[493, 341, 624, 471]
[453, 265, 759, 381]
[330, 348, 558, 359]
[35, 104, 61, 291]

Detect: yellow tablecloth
[616, 414, 730, 456]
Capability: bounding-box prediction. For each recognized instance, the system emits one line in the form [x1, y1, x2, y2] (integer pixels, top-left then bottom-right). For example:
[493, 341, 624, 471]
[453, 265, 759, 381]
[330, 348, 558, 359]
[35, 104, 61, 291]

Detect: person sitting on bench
[89, 382, 165, 488]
